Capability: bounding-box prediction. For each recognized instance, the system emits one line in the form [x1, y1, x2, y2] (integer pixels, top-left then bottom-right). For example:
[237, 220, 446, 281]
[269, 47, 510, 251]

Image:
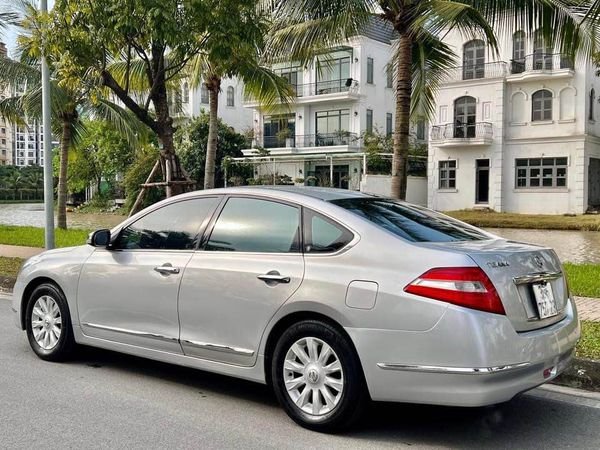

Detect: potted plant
[275, 128, 295, 148]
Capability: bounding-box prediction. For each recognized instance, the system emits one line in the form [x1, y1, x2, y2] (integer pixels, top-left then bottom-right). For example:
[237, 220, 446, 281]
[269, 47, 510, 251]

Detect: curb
[553, 357, 600, 392]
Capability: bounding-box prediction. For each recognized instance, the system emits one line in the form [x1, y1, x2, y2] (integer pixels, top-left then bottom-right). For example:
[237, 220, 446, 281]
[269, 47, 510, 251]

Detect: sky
[1, 0, 55, 56]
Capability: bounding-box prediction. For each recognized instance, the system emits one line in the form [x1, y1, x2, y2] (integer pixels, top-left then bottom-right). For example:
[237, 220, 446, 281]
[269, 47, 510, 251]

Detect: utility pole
[40, 0, 54, 249]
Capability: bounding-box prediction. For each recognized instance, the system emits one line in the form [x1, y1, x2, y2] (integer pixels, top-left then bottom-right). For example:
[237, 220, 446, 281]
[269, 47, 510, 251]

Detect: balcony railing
[293, 79, 359, 97]
[442, 62, 508, 83]
[255, 132, 359, 149]
[431, 122, 493, 141]
[510, 53, 574, 74]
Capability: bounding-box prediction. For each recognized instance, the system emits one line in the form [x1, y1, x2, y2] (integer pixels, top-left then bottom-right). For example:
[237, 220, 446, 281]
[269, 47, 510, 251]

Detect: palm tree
[25, 169, 43, 199]
[0, 4, 144, 228]
[5, 170, 21, 200]
[269, 1, 595, 199]
[189, 0, 294, 189]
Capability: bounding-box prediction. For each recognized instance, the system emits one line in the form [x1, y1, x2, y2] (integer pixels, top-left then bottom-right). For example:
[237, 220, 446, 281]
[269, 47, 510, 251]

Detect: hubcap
[283, 337, 344, 416]
[31, 295, 62, 350]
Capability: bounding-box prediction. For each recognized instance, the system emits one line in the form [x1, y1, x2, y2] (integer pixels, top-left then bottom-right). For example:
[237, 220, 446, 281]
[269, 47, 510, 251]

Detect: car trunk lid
[417, 239, 569, 332]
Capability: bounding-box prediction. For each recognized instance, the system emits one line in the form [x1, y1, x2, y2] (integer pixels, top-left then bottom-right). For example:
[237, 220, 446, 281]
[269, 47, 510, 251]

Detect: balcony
[430, 123, 493, 147]
[441, 62, 508, 84]
[507, 53, 574, 82]
[244, 79, 359, 107]
[244, 132, 359, 155]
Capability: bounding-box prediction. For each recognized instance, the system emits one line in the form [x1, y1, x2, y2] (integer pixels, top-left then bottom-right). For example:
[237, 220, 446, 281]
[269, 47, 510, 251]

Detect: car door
[178, 196, 305, 366]
[77, 196, 221, 353]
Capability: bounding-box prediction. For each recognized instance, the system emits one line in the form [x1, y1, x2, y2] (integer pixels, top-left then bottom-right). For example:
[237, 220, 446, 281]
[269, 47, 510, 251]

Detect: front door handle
[257, 271, 291, 284]
[154, 264, 181, 275]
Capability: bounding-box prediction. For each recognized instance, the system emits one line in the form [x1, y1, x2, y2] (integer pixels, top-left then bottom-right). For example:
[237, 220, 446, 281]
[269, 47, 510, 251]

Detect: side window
[304, 209, 354, 253]
[206, 197, 300, 253]
[115, 197, 220, 250]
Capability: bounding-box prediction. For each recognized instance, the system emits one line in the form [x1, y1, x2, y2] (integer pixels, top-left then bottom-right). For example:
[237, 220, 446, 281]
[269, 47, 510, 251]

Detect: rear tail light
[404, 267, 505, 315]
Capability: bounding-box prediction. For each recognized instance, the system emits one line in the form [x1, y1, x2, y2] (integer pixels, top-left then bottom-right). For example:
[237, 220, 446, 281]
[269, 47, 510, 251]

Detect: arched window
[512, 31, 526, 74]
[590, 89, 595, 121]
[200, 84, 209, 104]
[182, 82, 189, 103]
[532, 90, 553, 121]
[454, 96, 477, 138]
[227, 86, 235, 107]
[533, 31, 553, 70]
[463, 40, 485, 80]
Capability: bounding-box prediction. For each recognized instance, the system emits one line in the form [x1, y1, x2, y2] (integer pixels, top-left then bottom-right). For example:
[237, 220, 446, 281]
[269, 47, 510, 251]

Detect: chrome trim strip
[376, 362, 531, 375]
[82, 322, 179, 342]
[513, 271, 562, 285]
[182, 339, 255, 357]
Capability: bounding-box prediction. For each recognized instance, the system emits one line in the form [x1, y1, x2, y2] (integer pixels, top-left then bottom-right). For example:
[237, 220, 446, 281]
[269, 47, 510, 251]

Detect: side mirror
[87, 229, 111, 248]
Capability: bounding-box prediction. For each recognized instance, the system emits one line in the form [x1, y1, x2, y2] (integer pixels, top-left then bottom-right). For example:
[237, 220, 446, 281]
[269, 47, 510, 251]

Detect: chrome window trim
[513, 271, 562, 285]
[182, 339, 255, 357]
[376, 362, 531, 375]
[82, 322, 179, 343]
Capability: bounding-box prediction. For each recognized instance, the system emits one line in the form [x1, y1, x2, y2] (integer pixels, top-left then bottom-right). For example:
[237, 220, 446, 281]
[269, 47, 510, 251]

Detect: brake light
[404, 267, 505, 315]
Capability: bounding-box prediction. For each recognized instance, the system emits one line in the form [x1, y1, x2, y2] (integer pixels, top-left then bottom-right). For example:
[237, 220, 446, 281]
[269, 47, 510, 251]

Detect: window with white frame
[439, 160, 457, 189]
[590, 89, 595, 121]
[386, 64, 393, 88]
[367, 57, 374, 84]
[182, 82, 189, 103]
[386, 113, 392, 136]
[366, 109, 373, 133]
[200, 85, 209, 104]
[532, 90, 553, 121]
[226, 86, 235, 107]
[515, 157, 568, 188]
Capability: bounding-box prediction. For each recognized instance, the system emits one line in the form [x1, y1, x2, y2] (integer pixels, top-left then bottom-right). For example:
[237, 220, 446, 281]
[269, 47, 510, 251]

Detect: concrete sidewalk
[0, 244, 43, 259]
[575, 297, 600, 322]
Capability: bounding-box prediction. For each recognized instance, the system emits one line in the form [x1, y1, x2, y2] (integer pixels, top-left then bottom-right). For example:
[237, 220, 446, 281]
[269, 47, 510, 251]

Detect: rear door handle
[154, 264, 181, 275]
[257, 271, 291, 284]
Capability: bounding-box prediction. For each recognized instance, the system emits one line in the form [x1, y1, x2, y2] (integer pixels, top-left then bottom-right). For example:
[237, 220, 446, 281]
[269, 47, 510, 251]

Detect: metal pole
[41, 0, 54, 249]
[329, 156, 333, 187]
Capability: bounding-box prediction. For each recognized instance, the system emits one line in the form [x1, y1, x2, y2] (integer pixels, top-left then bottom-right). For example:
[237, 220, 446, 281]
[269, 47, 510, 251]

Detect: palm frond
[86, 99, 149, 148]
[238, 63, 296, 112]
[464, 0, 598, 58]
[409, 33, 458, 121]
[267, 0, 376, 66]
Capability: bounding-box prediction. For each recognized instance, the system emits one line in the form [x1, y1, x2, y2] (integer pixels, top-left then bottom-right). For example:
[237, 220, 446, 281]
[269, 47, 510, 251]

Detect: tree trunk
[57, 119, 72, 229]
[391, 32, 413, 200]
[204, 77, 221, 190]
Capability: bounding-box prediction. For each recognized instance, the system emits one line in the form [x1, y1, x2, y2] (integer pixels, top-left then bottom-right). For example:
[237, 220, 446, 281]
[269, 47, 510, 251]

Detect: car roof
[175, 186, 375, 202]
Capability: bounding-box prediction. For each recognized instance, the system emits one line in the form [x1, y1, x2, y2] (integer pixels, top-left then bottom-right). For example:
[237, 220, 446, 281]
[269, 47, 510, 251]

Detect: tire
[271, 319, 368, 432]
[25, 283, 75, 362]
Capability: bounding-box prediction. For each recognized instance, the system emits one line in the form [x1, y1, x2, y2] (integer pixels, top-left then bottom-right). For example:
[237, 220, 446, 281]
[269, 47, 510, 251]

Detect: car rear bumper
[346, 298, 580, 407]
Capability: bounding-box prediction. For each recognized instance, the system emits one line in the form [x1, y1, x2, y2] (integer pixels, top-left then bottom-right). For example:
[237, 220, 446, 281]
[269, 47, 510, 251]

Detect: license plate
[532, 282, 558, 319]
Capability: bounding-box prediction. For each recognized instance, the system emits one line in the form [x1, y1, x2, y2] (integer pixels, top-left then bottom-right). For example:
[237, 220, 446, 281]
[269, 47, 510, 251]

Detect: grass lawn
[0, 225, 90, 248]
[563, 263, 600, 298]
[446, 210, 600, 231]
[577, 321, 600, 360]
[0, 256, 23, 278]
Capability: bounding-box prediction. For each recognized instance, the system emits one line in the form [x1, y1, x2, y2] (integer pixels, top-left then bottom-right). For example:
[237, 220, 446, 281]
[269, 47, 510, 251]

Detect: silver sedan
[12, 187, 579, 431]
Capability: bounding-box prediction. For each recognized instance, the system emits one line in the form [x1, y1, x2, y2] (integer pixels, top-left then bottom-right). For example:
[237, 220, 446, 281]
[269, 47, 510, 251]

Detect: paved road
[1, 297, 599, 449]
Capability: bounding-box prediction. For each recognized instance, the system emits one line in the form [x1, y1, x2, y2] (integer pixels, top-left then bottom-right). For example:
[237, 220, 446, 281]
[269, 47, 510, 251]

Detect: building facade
[428, 28, 600, 214]
[175, 77, 253, 132]
[241, 23, 423, 190]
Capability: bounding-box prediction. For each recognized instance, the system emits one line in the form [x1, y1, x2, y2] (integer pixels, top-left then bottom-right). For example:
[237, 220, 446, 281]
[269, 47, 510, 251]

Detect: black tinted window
[206, 198, 300, 252]
[305, 210, 353, 253]
[116, 197, 219, 250]
[331, 199, 489, 242]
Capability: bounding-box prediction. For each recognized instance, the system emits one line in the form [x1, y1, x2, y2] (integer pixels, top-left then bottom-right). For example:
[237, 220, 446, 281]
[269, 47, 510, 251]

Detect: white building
[428, 28, 600, 214]
[175, 77, 253, 132]
[12, 121, 48, 167]
[240, 21, 426, 192]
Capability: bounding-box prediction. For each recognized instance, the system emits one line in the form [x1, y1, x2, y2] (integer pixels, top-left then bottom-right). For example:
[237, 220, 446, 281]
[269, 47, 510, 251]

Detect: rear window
[330, 198, 489, 243]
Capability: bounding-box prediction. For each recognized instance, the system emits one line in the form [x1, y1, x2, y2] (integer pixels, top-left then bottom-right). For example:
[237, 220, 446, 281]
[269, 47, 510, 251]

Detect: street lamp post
[40, 0, 54, 249]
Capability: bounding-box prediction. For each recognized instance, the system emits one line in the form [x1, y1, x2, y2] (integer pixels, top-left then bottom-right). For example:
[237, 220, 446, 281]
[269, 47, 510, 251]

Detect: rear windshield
[330, 198, 490, 243]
